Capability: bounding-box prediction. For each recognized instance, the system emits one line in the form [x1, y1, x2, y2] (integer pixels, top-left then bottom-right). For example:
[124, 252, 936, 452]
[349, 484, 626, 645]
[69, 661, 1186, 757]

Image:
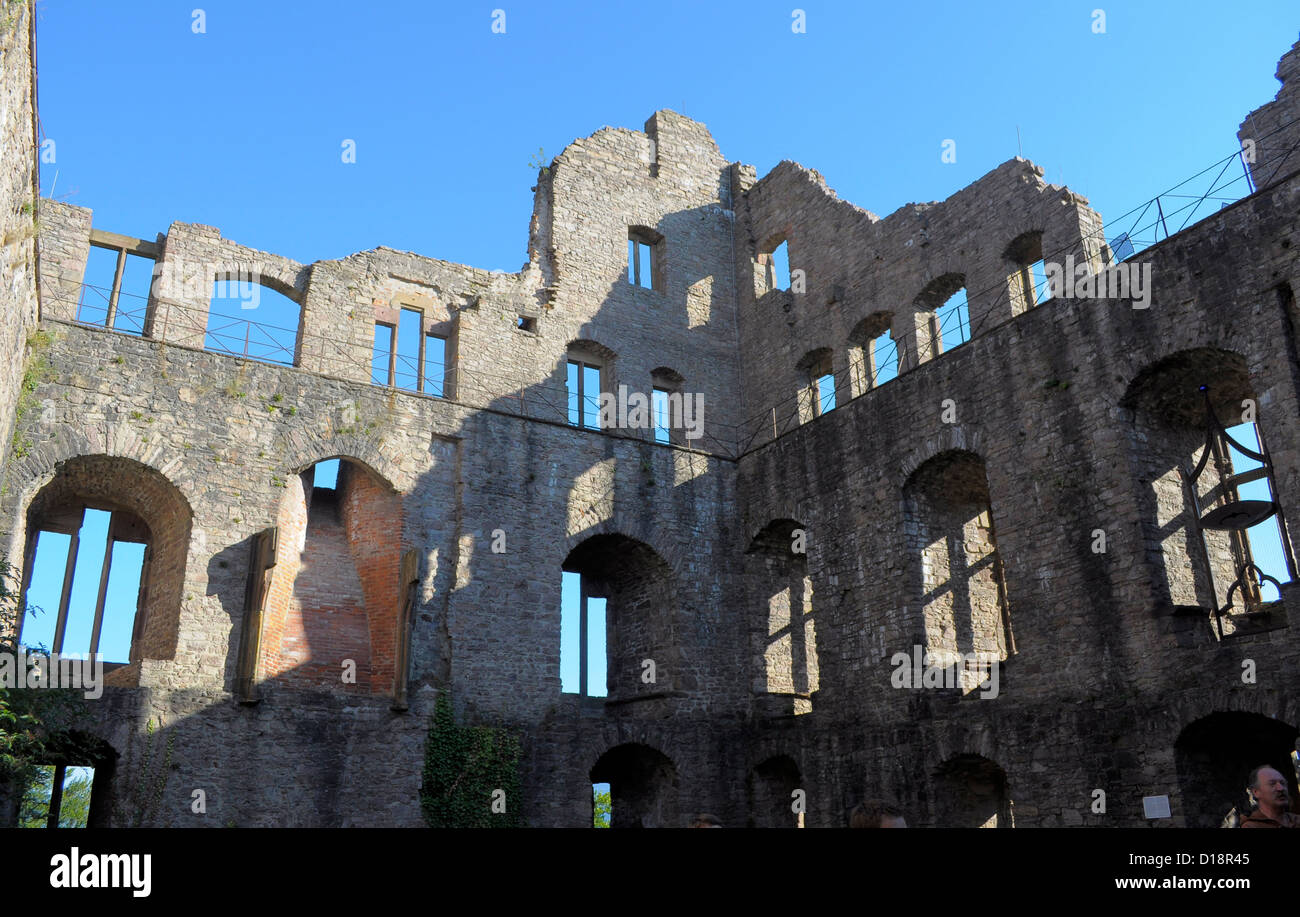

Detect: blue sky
[33, 1, 1299, 270]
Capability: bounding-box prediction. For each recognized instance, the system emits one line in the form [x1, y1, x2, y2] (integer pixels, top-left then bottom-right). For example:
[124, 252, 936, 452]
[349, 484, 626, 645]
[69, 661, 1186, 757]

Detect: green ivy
[419, 692, 523, 828]
[9, 329, 55, 460]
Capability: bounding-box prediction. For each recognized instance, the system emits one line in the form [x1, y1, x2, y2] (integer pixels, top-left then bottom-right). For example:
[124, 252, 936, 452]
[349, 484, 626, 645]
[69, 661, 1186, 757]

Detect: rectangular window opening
[20, 509, 144, 665]
[816, 373, 836, 414]
[394, 307, 423, 392]
[567, 360, 602, 429]
[424, 334, 446, 398]
[19, 764, 94, 828]
[653, 388, 672, 444]
[628, 233, 658, 290]
[371, 323, 395, 386]
[560, 571, 607, 697]
[78, 247, 153, 337]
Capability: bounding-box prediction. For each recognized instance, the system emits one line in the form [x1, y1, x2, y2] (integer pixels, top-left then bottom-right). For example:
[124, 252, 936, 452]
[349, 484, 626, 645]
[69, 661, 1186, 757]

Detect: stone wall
[0, 0, 39, 470]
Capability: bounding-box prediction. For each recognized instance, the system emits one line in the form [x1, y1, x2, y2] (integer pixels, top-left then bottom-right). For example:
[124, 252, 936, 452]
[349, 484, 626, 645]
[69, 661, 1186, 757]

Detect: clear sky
[32, 1, 1299, 270]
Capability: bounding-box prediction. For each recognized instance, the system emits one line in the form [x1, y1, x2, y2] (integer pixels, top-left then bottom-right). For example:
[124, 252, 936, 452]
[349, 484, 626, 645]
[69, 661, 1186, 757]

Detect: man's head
[1247, 765, 1291, 817]
[689, 813, 723, 828]
[849, 799, 907, 828]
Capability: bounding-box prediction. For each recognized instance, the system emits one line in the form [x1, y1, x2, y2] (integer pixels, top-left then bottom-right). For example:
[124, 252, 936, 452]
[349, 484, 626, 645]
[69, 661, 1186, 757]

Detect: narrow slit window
[1028, 259, 1049, 305]
[424, 334, 446, 397]
[560, 571, 607, 697]
[371, 323, 395, 386]
[653, 388, 672, 444]
[816, 373, 836, 414]
[593, 782, 611, 828]
[394, 307, 423, 392]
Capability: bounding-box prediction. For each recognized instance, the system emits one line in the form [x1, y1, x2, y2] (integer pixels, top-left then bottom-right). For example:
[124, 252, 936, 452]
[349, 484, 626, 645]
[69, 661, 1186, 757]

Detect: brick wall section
[338, 461, 402, 693]
[261, 471, 309, 684]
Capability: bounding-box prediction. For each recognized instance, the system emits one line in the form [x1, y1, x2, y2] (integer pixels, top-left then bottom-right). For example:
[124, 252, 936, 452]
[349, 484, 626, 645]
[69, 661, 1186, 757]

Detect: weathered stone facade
[2, 8, 1299, 827]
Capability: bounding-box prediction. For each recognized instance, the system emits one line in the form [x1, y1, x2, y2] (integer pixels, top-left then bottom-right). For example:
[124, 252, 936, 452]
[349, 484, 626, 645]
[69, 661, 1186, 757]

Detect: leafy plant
[419, 693, 523, 828]
[527, 146, 549, 176]
[0, 555, 88, 796]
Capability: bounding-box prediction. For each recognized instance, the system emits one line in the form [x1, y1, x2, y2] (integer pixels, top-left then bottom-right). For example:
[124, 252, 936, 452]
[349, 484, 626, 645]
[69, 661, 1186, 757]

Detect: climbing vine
[9, 329, 54, 461]
[420, 692, 523, 828]
[117, 717, 174, 827]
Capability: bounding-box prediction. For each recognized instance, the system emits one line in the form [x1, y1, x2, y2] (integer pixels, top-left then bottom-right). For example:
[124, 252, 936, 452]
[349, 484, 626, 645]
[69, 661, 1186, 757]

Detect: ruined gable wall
[733, 157, 1106, 450]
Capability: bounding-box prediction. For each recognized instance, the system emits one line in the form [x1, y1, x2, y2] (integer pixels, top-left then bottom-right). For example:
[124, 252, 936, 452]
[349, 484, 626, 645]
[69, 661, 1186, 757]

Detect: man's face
[1251, 767, 1290, 811]
[881, 815, 907, 828]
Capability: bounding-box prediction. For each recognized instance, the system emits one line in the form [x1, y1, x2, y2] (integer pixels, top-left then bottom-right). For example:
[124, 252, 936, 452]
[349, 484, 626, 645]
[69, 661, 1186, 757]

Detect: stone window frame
[566, 340, 617, 430]
[650, 366, 686, 446]
[796, 348, 836, 421]
[627, 226, 665, 292]
[754, 232, 792, 297]
[847, 312, 895, 398]
[1002, 230, 1048, 314]
[373, 294, 456, 398]
[15, 504, 150, 669]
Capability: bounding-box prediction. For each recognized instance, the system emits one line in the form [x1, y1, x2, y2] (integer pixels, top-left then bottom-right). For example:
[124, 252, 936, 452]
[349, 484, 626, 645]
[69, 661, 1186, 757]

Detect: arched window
[745, 520, 818, 716]
[204, 274, 303, 366]
[1003, 231, 1048, 313]
[848, 313, 895, 397]
[755, 234, 792, 296]
[590, 743, 679, 828]
[16, 455, 191, 685]
[1121, 348, 1296, 637]
[560, 534, 677, 700]
[932, 754, 1013, 827]
[903, 450, 1013, 691]
[913, 273, 970, 359]
[748, 755, 803, 827]
[796, 348, 835, 422]
[257, 457, 405, 693]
